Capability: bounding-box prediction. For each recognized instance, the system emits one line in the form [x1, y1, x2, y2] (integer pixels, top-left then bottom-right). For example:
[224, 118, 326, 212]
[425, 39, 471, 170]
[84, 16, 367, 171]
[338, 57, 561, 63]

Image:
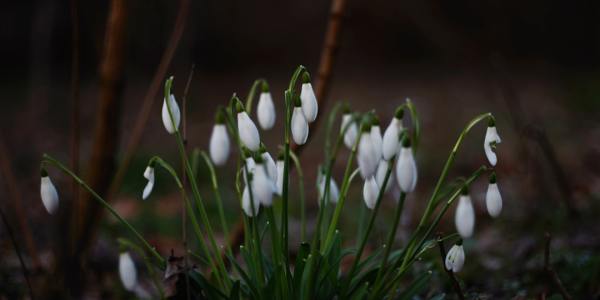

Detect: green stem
[288, 151, 306, 241]
[245, 79, 264, 115]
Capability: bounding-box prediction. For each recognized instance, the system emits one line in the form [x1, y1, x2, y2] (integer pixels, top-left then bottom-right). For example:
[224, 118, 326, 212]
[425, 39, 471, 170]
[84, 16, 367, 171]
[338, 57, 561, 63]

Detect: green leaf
[293, 242, 311, 293]
[397, 270, 433, 300]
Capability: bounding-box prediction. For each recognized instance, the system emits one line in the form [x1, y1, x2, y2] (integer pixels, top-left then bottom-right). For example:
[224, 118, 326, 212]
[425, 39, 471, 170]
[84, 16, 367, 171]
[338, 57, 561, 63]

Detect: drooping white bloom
[395, 141, 417, 193]
[251, 163, 275, 207]
[317, 172, 340, 206]
[243, 157, 256, 185]
[382, 109, 404, 160]
[300, 73, 318, 122]
[142, 166, 155, 200]
[445, 243, 465, 273]
[375, 159, 393, 193]
[291, 106, 309, 145]
[238, 111, 261, 151]
[257, 91, 276, 130]
[357, 131, 378, 179]
[371, 123, 383, 161]
[209, 123, 230, 166]
[40, 171, 59, 214]
[341, 113, 358, 149]
[242, 186, 260, 217]
[119, 252, 138, 291]
[261, 150, 278, 184]
[455, 193, 475, 238]
[363, 177, 380, 209]
[484, 123, 502, 166]
[275, 159, 284, 196]
[485, 174, 502, 217]
[161, 94, 181, 134]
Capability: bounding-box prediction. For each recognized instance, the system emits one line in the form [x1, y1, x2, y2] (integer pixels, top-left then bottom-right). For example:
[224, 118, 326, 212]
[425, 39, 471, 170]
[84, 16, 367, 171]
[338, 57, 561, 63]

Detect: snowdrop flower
[395, 138, 417, 193]
[484, 119, 501, 166]
[300, 72, 318, 122]
[251, 157, 275, 207]
[357, 125, 379, 179]
[40, 168, 59, 214]
[317, 171, 340, 205]
[370, 117, 383, 161]
[375, 159, 393, 193]
[236, 99, 261, 151]
[242, 150, 256, 185]
[259, 144, 277, 183]
[142, 164, 155, 200]
[242, 185, 260, 217]
[119, 252, 137, 291]
[444, 241, 465, 273]
[455, 187, 475, 238]
[162, 94, 181, 134]
[257, 81, 276, 130]
[382, 107, 404, 160]
[291, 97, 309, 145]
[209, 111, 230, 166]
[485, 172, 502, 217]
[340, 107, 358, 149]
[363, 177, 380, 209]
[275, 157, 284, 196]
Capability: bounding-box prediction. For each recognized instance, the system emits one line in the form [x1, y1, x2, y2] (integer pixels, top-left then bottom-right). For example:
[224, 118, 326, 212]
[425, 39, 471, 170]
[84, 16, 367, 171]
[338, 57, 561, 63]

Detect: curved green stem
[288, 150, 306, 241]
[244, 79, 265, 115]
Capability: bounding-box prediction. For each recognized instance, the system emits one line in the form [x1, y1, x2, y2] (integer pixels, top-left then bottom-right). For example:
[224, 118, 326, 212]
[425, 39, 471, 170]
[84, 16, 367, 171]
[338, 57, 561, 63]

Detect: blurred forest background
[1, 0, 600, 298]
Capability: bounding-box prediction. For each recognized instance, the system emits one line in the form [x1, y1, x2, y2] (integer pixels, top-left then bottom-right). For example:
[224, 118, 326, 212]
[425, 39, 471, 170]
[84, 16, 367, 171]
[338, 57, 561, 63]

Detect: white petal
[445, 245, 465, 273]
[484, 126, 501, 166]
[142, 167, 155, 200]
[119, 252, 138, 291]
[318, 175, 340, 206]
[395, 147, 417, 192]
[358, 132, 378, 179]
[363, 177, 379, 209]
[242, 186, 260, 217]
[238, 112, 261, 151]
[291, 107, 309, 145]
[251, 165, 274, 207]
[243, 157, 256, 185]
[341, 114, 358, 149]
[455, 195, 475, 238]
[375, 160, 393, 193]
[209, 124, 230, 166]
[371, 125, 383, 161]
[300, 83, 318, 122]
[382, 118, 403, 160]
[485, 183, 502, 217]
[262, 152, 278, 183]
[257, 92, 276, 130]
[161, 94, 181, 134]
[275, 160, 284, 196]
[40, 176, 59, 214]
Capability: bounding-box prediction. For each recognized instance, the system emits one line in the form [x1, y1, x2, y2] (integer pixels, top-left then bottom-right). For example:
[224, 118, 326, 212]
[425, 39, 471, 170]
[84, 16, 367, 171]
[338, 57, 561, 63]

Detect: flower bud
[455, 188, 475, 238]
[162, 94, 181, 134]
[444, 241, 465, 273]
[40, 169, 59, 214]
[340, 109, 358, 149]
[275, 158, 284, 196]
[300, 72, 318, 122]
[291, 99, 309, 145]
[237, 99, 261, 151]
[363, 177, 379, 209]
[243, 155, 256, 185]
[382, 108, 404, 160]
[370, 117, 383, 161]
[242, 185, 260, 217]
[485, 172, 502, 217]
[209, 113, 230, 166]
[357, 129, 378, 179]
[259, 145, 277, 183]
[317, 172, 340, 205]
[119, 252, 138, 291]
[484, 119, 501, 166]
[257, 82, 276, 130]
[251, 162, 275, 207]
[395, 138, 417, 192]
[375, 159, 393, 193]
[142, 165, 155, 200]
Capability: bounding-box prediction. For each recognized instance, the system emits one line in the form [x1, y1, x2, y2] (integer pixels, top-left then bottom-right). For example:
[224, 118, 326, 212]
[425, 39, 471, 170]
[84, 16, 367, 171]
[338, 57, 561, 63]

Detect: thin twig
[543, 232, 572, 300]
[437, 235, 465, 300]
[0, 205, 35, 300]
[181, 64, 195, 300]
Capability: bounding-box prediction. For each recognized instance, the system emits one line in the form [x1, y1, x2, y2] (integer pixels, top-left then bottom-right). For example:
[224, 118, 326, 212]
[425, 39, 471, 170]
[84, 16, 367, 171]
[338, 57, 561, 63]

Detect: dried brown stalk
[543, 232, 572, 300]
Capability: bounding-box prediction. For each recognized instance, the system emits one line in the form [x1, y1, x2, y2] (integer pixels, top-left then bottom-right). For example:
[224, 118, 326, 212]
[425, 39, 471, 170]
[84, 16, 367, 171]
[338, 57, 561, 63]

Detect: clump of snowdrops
[39, 65, 503, 299]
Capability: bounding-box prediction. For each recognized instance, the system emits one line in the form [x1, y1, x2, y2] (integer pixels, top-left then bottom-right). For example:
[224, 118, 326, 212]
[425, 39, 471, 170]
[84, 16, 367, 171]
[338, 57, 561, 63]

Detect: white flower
[444, 243, 465, 273]
[382, 109, 404, 160]
[119, 252, 138, 291]
[375, 160, 393, 193]
[257, 91, 276, 130]
[317, 172, 340, 205]
[242, 185, 260, 217]
[292, 106, 309, 145]
[455, 193, 475, 238]
[371, 123, 383, 161]
[363, 177, 380, 209]
[161, 94, 181, 134]
[40, 171, 59, 214]
[261, 149, 278, 184]
[341, 113, 358, 149]
[300, 74, 318, 122]
[484, 123, 501, 166]
[395, 142, 417, 193]
[357, 131, 379, 179]
[485, 174, 502, 217]
[275, 159, 284, 196]
[243, 157, 256, 185]
[251, 163, 275, 207]
[142, 166, 155, 200]
[209, 123, 230, 166]
[238, 110, 261, 151]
